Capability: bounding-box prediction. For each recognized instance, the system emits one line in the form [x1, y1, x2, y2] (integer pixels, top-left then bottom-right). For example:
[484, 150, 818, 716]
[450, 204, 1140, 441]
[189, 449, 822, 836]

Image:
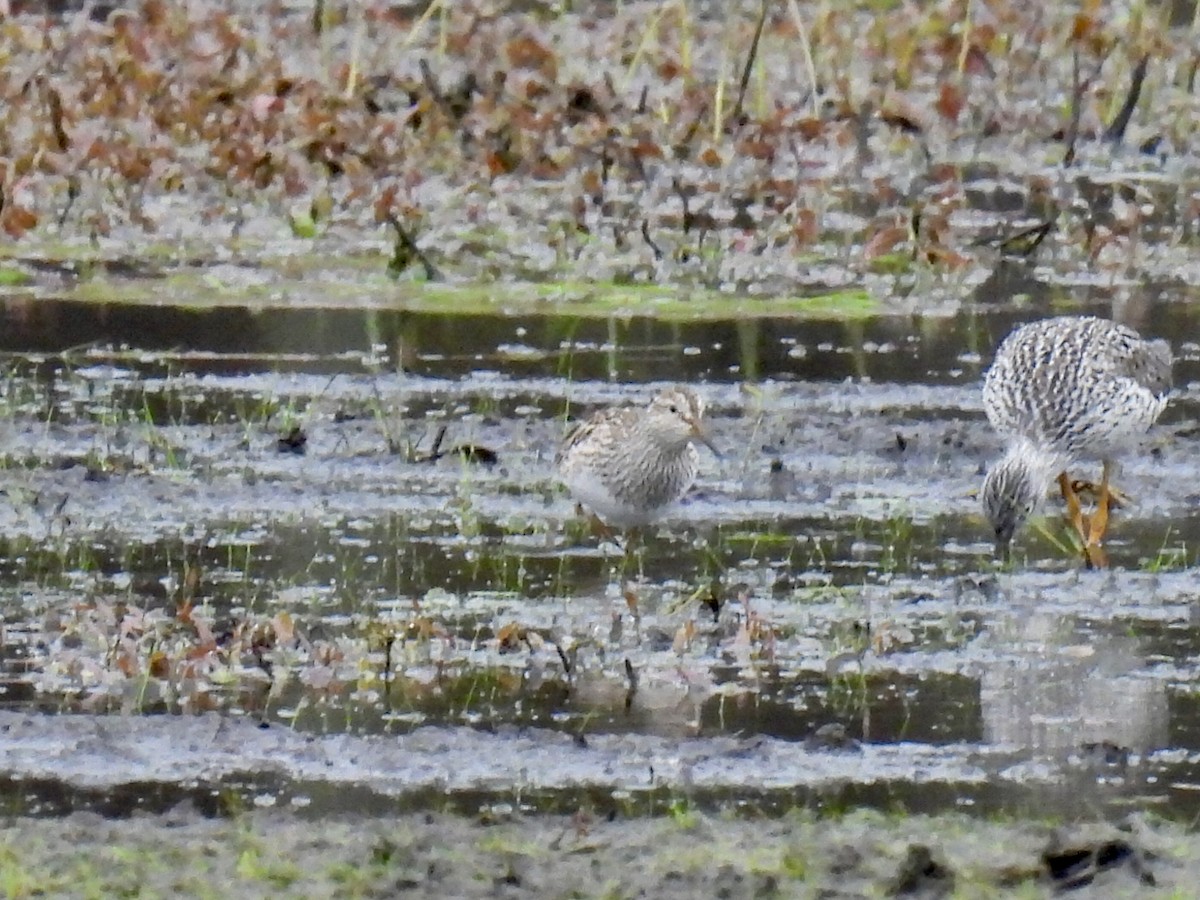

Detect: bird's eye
[668, 404, 678, 414]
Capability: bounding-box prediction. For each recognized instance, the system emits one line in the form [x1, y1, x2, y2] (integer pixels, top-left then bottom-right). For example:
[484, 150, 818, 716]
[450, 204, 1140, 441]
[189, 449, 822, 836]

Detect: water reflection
[4, 292, 1199, 388]
[980, 611, 1168, 756]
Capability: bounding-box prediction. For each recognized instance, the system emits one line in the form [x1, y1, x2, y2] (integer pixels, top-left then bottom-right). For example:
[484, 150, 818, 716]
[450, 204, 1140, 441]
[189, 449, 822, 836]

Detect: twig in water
[641, 219, 663, 260]
[1063, 46, 1109, 166]
[731, 0, 769, 124]
[385, 212, 440, 281]
[1104, 54, 1150, 147]
[624, 658, 638, 708]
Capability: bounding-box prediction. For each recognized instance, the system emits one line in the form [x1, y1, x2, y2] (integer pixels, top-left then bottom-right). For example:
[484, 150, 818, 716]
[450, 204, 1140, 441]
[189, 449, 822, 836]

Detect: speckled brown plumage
[980, 315, 1172, 546]
[557, 386, 716, 527]
[983, 316, 1171, 459]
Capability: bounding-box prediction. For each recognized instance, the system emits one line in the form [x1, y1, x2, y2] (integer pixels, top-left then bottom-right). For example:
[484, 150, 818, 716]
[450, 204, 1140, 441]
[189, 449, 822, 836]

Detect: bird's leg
[1057, 472, 1089, 546]
[1083, 541, 1109, 569]
[1056, 475, 1108, 566]
[1058, 469, 1110, 570]
[612, 526, 648, 583]
[629, 526, 647, 581]
[1085, 460, 1114, 548]
[586, 509, 622, 549]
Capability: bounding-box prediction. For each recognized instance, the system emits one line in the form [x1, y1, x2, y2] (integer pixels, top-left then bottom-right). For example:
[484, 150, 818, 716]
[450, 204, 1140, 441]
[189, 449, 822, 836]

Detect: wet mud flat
[2, 298, 1200, 895]
[0, 805, 1185, 898]
[2, 297, 1200, 832]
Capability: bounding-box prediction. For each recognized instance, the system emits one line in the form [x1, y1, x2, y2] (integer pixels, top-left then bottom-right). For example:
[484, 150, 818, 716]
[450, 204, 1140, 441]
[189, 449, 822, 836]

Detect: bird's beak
[689, 421, 722, 458]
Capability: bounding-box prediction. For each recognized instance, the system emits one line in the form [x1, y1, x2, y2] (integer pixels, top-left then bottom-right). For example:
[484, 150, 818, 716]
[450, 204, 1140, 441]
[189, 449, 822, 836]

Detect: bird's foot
[1080, 535, 1109, 569]
[1057, 472, 1088, 541]
[1062, 513, 1109, 568]
[1070, 479, 1132, 510]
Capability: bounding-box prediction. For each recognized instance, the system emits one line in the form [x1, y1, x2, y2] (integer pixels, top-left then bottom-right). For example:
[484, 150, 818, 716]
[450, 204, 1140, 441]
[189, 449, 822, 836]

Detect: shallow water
[1, 287, 1200, 821]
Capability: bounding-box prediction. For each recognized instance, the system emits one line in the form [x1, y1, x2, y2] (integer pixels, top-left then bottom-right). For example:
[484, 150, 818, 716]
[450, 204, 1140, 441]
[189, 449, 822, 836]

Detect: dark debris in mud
[1042, 823, 1161, 892]
[274, 424, 308, 454]
[887, 843, 954, 897]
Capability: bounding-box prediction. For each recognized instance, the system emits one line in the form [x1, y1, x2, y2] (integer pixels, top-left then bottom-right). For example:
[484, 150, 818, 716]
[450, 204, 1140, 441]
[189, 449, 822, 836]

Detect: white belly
[563, 470, 671, 527]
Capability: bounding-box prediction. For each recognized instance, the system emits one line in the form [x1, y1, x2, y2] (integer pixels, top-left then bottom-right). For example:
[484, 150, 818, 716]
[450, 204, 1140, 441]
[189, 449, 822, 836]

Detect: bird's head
[981, 446, 1054, 550]
[646, 386, 720, 456]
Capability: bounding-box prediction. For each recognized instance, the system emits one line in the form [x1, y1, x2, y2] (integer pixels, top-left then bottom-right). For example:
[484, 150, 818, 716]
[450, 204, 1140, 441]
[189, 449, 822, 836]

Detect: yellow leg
[1085, 461, 1113, 548]
[1083, 539, 1109, 570]
[1059, 472, 1107, 569]
[583, 509, 627, 552]
[1057, 472, 1088, 543]
[1082, 462, 1113, 570]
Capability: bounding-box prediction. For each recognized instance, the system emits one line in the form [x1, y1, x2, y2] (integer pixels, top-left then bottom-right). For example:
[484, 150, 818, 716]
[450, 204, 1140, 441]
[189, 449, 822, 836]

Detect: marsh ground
[3, 0, 1200, 896]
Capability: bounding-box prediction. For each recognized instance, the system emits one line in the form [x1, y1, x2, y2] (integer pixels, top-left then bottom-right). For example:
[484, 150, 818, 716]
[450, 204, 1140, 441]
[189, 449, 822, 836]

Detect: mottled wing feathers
[983, 316, 1172, 458]
[556, 406, 636, 466]
[555, 387, 710, 526]
[1070, 320, 1172, 400]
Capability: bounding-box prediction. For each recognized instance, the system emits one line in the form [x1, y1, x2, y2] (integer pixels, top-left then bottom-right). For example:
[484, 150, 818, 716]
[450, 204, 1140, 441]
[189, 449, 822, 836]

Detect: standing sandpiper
[557, 385, 719, 529]
[980, 315, 1172, 565]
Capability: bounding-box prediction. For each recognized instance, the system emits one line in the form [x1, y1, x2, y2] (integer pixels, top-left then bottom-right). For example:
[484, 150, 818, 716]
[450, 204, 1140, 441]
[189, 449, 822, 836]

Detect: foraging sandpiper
[557, 385, 719, 528]
[980, 315, 1172, 565]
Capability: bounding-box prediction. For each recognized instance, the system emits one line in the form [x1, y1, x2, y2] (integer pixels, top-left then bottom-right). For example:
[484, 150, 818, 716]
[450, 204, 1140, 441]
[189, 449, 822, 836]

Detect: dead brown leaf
[862, 224, 909, 261]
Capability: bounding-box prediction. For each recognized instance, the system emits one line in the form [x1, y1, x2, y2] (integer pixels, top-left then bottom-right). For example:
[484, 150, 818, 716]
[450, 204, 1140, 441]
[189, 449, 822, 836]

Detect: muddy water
[3, 290, 1200, 822]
